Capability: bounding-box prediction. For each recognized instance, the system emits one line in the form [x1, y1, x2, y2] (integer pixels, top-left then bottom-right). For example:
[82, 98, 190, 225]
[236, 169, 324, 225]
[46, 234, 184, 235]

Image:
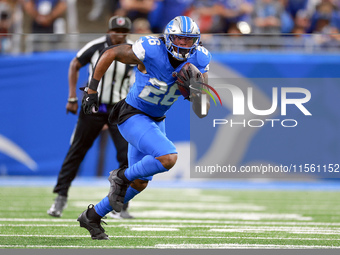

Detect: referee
[48, 16, 134, 219]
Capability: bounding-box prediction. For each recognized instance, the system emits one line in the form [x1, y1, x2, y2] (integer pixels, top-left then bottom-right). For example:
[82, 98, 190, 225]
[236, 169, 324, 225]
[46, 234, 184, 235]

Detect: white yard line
[155, 244, 340, 249]
[0, 244, 339, 249]
[0, 245, 154, 249]
[136, 195, 231, 202]
[130, 211, 312, 221]
[210, 228, 340, 235]
[130, 227, 179, 231]
[72, 201, 265, 211]
[3, 223, 340, 230]
[1, 218, 340, 226]
[2, 223, 340, 235]
[1, 234, 340, 241]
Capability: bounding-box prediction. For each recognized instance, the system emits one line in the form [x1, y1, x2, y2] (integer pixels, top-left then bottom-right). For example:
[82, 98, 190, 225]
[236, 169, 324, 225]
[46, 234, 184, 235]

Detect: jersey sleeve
[132, 36, 148, 62]
[132, 36, 162, 63]
[196, 46, 212, 73]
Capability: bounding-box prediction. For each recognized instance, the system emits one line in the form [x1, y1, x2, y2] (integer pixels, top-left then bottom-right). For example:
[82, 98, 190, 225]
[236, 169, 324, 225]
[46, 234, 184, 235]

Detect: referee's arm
[66, 58, 82, 114]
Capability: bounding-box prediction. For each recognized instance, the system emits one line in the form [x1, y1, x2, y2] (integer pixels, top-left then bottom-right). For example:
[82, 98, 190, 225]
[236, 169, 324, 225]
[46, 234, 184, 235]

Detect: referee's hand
[66, 102, 78, 115]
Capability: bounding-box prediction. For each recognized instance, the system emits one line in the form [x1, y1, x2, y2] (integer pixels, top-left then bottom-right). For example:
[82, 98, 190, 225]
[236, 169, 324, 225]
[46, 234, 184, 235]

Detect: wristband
[68, 97, 78, 103]
[88, 78, 100, 91]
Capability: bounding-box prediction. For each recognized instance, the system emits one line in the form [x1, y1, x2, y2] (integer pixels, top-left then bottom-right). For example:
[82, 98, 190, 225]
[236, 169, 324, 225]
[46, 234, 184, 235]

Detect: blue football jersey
[126, 36, 211, 117]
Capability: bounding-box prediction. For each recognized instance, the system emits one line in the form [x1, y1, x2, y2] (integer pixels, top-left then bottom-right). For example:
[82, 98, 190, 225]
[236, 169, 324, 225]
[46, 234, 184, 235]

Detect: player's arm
[88, 44, 143, 94]
[66, 57, 82, 114]
[82, 44, 143, 114]
[192, 72, 210, 118]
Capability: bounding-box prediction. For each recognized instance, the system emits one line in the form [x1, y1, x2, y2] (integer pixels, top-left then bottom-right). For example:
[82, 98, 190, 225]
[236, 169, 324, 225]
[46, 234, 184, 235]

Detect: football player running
[78, 16, 211, 240]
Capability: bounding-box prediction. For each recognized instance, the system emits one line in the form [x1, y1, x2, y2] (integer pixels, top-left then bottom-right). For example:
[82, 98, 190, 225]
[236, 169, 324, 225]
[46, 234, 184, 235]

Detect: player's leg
[107, 114, 177, 211]
[97, 143, 150, 218]
[107, 123, 131, 218]
[120, 114, 177, 180]
[123, 143, 151, 203]
[48, 111, 105, 217]
[78, 114, 176, 238]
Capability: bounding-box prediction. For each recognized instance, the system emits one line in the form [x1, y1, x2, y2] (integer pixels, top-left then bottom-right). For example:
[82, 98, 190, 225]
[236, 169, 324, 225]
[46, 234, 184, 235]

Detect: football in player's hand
[176, 62, 203, 100]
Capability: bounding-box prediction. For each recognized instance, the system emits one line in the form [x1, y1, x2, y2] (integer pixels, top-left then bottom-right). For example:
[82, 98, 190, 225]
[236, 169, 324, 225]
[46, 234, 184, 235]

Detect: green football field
[1, 185, 340, 249]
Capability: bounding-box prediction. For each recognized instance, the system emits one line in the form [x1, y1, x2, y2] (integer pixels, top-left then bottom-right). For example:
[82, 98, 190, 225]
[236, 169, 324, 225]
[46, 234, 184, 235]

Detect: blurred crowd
[1, 0, 340, 53]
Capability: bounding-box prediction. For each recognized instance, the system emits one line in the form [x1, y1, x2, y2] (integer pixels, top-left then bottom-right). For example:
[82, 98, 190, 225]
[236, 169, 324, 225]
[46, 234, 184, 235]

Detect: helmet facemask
[167, 34, 200, 61]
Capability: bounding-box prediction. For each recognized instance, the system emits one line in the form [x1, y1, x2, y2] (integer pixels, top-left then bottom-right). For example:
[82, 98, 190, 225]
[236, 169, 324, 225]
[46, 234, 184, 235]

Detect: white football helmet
[164, 16, 201, 61]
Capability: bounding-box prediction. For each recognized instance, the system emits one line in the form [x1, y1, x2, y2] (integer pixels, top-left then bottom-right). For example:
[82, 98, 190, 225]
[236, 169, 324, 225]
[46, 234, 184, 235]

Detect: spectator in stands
[292, 9, 311, 35]
[304, 0, 320, 19]
[214, 0, 254, 34]
[308, 0, 340, 32]
[253, 0, 284, 34]
[87, 0, 121, 21]
[285, 0, 309, 18]
[114, 0, 156, 23]
[0, 1, 11, 33]
[0, 0, 14, 53]
[149, 0, 193, 33]
[187, 0, 254, 34]
[88, 0, 106, 21]
[183, 0, 216, 33]
[23, 0, 66, 33]
[23, 0, 67, 52]
[131, 17, 151, 33]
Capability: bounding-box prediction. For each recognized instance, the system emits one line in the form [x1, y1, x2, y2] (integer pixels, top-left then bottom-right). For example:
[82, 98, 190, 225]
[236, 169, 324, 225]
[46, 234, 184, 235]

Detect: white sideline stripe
[73, 201, 265, 211]
[130, 227, 179, 231]
[0, 245, 155, 249]
[155, 244, 340, 249]
[138, 195, 231, 202]
[210, 228, 340, 234]
[0, 234, 90, 238]
[1, 218, 340, 226]
[0, 224, 74, 227]
[1, 244, 338, 249]
[1, 234, 340, 241]
[208, 226, 340, 231]
[3, 224, 340, 235]
[132, 211, 312, 221]
[3, 223, 340, 230]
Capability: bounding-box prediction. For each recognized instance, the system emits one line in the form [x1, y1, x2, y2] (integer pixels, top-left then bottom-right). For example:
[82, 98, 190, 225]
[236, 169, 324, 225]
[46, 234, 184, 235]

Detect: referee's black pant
[53, 106, 128, 197]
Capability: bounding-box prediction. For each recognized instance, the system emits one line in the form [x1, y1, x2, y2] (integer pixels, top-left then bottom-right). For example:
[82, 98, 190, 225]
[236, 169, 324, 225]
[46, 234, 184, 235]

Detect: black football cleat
[47, 195, 67, 217]
[107, 167, 131, 212]
[77, 204, 109, 240]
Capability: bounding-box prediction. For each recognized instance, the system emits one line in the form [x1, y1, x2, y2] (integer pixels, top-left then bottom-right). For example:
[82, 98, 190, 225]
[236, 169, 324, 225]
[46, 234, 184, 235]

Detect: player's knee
[157, 153, 177, 170]
[131, 179, 148, 192]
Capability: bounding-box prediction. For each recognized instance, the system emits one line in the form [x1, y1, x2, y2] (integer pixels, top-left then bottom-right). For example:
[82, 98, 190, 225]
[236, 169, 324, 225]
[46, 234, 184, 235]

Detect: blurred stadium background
[1, 0, 340, 251]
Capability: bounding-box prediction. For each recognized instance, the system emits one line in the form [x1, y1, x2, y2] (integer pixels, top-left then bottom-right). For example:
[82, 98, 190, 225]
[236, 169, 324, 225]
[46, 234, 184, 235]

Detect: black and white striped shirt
[76, 35, 134, 105]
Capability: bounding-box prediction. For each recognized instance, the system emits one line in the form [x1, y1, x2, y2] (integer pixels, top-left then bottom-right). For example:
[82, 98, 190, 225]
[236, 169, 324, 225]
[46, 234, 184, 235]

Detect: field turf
[0, 185, 340, 249]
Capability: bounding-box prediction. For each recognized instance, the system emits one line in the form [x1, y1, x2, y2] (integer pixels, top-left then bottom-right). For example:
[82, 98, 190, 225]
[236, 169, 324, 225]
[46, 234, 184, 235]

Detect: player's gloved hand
[176, 63, 203, 101]
[80, 87, 99, 114]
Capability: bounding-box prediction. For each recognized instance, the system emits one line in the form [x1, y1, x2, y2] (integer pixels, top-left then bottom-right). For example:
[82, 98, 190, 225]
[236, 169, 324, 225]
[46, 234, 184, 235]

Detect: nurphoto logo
[199, 83, 312, 128]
